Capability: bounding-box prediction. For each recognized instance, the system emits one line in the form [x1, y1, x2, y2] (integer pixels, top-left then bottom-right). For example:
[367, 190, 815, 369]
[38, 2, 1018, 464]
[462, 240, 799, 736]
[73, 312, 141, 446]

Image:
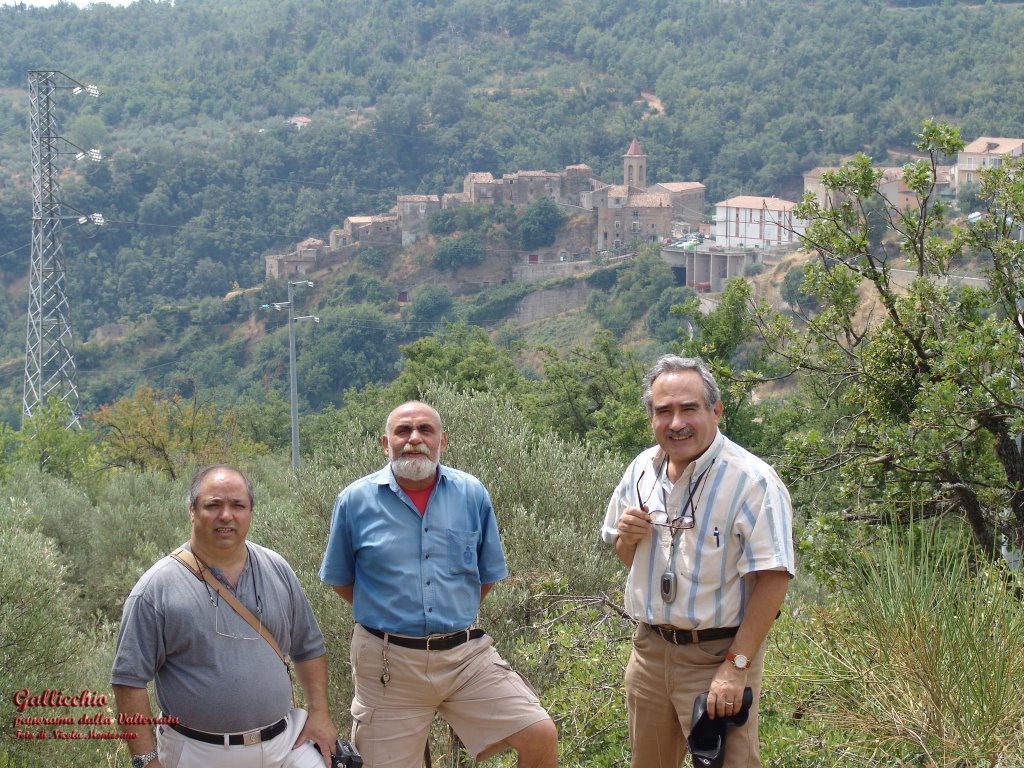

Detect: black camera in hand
[316, 738, 363, 768]
[332, 738, 362, 768]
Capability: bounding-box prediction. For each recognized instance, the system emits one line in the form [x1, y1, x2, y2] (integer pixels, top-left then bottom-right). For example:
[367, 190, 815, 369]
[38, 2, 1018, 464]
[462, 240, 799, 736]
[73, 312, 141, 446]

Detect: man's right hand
[614, 505, 652, 566]
[616, 505, 652, 547]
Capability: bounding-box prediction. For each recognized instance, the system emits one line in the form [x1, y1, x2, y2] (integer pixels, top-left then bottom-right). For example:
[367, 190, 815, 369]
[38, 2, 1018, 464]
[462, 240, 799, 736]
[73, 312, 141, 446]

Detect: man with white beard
[320, 401, 557, 768]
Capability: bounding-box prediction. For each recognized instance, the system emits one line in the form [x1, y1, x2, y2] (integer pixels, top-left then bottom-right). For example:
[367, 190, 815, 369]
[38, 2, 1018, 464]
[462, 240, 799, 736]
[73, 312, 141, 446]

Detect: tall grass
[795, 526, 1024, 766]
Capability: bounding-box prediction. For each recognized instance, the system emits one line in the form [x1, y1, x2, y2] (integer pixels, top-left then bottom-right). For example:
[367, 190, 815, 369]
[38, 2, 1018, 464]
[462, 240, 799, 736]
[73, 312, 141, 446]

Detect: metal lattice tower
[23, 71, 98, 427]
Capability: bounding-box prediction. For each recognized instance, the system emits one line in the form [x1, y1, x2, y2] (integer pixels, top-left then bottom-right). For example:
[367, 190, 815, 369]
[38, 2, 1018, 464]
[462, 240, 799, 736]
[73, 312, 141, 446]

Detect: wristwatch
[726, 649, 750, 670]
[131, 751, 158, 768]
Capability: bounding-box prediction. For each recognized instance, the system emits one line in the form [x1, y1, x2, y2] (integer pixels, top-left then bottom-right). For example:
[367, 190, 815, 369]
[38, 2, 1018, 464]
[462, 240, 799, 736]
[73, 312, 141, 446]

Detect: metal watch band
[131, 750, 158, 768]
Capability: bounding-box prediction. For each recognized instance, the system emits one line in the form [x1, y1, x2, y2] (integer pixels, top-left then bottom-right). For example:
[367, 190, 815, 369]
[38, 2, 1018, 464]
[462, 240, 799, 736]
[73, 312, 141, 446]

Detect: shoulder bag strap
[170, 546, 291, 673]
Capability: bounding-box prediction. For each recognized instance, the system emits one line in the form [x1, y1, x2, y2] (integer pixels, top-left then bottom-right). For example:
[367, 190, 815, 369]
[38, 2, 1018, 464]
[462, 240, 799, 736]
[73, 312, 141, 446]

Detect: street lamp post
[262, 280, 319, 469]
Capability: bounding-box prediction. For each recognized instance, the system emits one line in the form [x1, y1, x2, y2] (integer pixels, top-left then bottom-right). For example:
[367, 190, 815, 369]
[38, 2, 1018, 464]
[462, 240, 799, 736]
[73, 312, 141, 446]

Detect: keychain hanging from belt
[170, 546, 295, 704]
[373, 640, 430, 768]
[380, 642, 390, 691]
[369, 632, 428, 768]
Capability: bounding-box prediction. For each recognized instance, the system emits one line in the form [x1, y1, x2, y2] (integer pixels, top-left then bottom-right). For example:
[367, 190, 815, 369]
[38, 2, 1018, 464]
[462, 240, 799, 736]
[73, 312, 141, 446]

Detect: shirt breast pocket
[447, 529, 479, 575]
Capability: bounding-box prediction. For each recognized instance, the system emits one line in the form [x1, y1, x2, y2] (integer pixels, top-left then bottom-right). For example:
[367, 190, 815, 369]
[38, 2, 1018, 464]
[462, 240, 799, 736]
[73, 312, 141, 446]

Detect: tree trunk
[978, 413, 1024, 555]
[941, 472, 997, 559]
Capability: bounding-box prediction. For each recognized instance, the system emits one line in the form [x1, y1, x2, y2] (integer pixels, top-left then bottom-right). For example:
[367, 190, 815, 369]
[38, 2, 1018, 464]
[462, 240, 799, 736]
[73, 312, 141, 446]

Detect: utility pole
[23, 71, 101, 428]
[261, 280, 319, 468]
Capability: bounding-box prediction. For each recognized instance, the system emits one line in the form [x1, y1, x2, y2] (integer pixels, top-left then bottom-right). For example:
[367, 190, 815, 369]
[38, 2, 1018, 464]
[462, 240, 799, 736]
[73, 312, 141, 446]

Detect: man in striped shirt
[601, 355, 794, 768]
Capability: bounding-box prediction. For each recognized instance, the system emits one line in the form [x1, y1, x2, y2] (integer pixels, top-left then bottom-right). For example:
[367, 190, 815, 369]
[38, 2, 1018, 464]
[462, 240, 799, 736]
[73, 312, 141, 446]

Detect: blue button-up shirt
[319, 464, 509, 636]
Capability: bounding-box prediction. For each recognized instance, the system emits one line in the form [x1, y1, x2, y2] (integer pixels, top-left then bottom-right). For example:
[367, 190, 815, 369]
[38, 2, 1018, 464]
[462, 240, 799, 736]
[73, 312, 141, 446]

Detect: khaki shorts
[349, 624, 551, 767]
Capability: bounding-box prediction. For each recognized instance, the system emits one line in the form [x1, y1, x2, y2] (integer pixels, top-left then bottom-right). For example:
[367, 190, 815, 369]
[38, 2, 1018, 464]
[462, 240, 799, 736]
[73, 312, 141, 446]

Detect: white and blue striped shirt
[602, 431, 795, 629]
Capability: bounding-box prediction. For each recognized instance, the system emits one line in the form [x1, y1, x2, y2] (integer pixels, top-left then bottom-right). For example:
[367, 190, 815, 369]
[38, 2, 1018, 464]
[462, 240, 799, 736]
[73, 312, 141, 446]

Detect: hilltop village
[267, 139, 702, 278]
[265, 135, 1024, 295]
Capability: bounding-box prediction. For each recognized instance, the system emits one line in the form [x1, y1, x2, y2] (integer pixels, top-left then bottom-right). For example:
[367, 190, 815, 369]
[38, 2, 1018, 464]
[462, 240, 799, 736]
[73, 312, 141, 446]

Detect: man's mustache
[400, 445, 431, 456]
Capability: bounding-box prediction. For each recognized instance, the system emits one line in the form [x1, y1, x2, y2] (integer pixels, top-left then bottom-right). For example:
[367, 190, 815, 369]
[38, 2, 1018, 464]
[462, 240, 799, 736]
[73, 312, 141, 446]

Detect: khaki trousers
[625, 623, 765, 768]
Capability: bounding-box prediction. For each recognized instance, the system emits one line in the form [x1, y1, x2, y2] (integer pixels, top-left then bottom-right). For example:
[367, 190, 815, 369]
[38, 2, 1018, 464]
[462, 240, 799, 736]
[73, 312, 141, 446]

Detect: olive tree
[755, 120, 1024, 562]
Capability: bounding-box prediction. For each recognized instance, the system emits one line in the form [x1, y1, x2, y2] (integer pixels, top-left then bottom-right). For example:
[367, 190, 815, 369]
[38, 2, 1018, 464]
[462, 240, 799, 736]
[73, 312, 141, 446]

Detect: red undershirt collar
[397, 476, 438, 516]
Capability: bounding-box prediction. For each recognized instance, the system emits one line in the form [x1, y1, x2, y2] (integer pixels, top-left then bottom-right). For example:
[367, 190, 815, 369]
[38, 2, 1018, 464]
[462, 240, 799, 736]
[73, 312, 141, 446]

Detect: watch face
[734, 654, 749, 669]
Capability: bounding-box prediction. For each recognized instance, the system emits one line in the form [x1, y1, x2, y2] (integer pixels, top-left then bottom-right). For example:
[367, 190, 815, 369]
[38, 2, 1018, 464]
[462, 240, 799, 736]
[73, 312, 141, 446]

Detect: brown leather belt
[646, 623, 739, 645]
[363, 625, 486, 650]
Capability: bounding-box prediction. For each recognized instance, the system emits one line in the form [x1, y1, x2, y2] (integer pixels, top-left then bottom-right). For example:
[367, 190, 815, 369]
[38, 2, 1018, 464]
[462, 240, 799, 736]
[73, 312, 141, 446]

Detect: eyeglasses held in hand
[636, 465, 695, 532]
[635, 459, 715, 535]
[653, 513, 696, 532]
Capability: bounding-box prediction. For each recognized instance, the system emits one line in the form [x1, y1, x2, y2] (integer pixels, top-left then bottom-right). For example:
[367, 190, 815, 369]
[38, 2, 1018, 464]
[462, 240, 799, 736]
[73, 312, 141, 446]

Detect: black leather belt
[646, 623, 739, 645]
[168, 716, 287, 746]
[363, 625, 485, 650]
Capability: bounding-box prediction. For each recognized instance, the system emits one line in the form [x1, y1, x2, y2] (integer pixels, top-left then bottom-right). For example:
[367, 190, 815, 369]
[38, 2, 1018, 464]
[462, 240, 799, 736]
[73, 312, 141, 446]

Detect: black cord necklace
[676, 458, 715, 534]
[195, 543, 263, 615]
[660, 458, 717, 605]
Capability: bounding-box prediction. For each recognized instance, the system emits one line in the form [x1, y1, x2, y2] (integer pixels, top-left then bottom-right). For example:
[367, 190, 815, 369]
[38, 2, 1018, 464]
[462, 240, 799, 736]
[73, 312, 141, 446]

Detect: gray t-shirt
[111, 542, 325, 733]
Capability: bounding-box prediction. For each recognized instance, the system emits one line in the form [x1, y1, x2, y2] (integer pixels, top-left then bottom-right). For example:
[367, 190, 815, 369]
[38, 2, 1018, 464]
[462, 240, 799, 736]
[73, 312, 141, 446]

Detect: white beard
[391, 453, 438, 482]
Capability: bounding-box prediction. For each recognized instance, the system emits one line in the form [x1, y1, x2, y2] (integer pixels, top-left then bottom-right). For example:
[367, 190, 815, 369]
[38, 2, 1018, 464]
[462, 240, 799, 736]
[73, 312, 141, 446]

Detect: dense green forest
[1, 0, 1024, 424]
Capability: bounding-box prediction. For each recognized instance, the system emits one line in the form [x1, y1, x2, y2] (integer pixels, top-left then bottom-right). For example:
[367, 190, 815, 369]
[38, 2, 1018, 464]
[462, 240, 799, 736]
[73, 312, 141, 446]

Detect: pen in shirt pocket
[713, 527, 720, 547]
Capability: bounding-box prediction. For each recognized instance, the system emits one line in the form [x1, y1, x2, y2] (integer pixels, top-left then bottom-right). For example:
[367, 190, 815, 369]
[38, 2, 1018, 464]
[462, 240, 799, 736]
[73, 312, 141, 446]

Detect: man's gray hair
[641, 355, 721, 415]
[187, 464, 255, 510]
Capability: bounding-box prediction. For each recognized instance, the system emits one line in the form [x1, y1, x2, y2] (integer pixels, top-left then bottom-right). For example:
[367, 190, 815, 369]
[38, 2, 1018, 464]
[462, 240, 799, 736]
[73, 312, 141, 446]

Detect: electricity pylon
[22, 70, 100, 428]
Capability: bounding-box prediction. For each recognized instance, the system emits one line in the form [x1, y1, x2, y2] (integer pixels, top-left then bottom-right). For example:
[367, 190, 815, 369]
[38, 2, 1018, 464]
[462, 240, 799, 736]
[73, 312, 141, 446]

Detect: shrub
[518, 197, 566, 250]
[431, 233, 485, 271]
[795, 526, 1024, 766]
[428, 209, 458, 236]
[0, 499, 120, 768]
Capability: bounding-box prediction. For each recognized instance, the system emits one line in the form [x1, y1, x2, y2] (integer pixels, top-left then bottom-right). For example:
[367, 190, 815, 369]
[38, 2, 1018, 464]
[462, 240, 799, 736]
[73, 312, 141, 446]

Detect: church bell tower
[623, 138, 647, 189]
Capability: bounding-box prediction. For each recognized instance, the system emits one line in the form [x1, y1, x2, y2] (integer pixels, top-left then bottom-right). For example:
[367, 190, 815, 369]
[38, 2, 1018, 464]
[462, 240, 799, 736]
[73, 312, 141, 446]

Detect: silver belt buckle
[242, 729, 262, 746]
[425, 633, 444, 651]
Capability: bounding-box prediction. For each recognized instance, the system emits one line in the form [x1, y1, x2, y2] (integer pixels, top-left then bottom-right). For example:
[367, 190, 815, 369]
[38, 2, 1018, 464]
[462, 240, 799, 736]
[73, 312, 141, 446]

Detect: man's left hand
[293, 708, 338, 767]
[706, 661, 746, 720]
